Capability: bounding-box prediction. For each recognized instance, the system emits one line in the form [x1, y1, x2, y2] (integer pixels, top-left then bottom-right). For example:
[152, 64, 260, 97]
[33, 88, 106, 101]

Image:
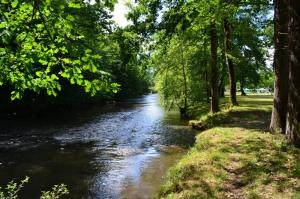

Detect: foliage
[112, 27, 152, 98]
[0, 0, 154, 115]
[0, 0, 120, 100]
[40, 184, 69, 199]
[0, 177, 68, 199]
[154, 34, 206, 110]
[128, 0, 272, 114]
[0, 176, 29, 199]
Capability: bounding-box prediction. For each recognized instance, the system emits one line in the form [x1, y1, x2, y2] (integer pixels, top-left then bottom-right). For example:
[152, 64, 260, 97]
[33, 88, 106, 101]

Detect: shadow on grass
[160, 95, 300, 198]
[190, 95, 273, 132]
[225, 109, 271, 131]
[190, 109, 271, 132]
[218, 133, 300, 198]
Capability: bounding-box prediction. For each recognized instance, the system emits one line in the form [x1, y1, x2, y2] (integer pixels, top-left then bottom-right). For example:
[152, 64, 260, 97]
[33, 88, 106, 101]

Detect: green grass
[159, 95, 300, 199]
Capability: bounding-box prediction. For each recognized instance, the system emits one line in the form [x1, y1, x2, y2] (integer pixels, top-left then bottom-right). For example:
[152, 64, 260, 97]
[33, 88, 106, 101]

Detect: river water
[0, 94, 195, 199]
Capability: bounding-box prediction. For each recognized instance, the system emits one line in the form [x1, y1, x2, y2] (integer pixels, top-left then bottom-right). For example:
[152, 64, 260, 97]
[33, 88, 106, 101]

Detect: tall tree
[210, 21, 220, 113]
[270, 0, 290, 134]
[286, 0, 300, 144]
[224, 18, 238, 106]
[180, 39, 189, 117]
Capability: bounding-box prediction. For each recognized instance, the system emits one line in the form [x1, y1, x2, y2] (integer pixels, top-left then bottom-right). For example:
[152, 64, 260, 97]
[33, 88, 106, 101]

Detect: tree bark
[219, 58, 226, 98]
[210, 22, 220, 113]
[240, 77, 247, 96]
[270, 0, 290, 134]
[180, 40, 188, 118]
[224, 19, 238, 106]
[286, 0, 300, 145]
[219, 81, 225, 98]
[205, 67, 210, 103]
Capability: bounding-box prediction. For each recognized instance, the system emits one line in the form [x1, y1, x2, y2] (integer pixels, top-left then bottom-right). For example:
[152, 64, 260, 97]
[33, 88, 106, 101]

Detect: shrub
[0, 177, 69, 199]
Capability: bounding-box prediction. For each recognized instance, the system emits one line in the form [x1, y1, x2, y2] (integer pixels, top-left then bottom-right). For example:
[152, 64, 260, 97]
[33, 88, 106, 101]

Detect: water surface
[0, 94, 195, 199]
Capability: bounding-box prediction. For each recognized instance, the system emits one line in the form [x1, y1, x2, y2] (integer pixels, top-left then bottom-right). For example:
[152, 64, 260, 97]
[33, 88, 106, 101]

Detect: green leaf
[51, 74, 58, 80]
[60, 46, 68, 54]
[11, 0, 18, 8]
[36, 71, 43, 77]
[68, 2, 81, 8]
[38, 59, 48, 66]
[62, 58, 71, 64]
[0, 22, 7, 29]
[84, 81, 91, 92]
[59, 71, 70, 78]
[85, 49, 92, 54]
[66, 15, 75, 21]
[1, 0, 10, 4]
[11, 90, 21, 100]
[16, 32, 27, 42]
[90, 62, 97, 73]
[70, 78, 75, 84]
[82, 57, 89, 62]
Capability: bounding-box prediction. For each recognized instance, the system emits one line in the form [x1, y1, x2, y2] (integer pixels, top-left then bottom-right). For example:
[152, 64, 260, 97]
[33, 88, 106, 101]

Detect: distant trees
[154, 34, 203, 113]
[113, 28, 152, 98]
[128, 0, 271, 116]
[270, 0, 300, 145]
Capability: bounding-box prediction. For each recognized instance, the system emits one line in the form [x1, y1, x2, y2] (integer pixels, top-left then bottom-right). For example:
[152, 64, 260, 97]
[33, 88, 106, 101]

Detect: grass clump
[159, 95, 300, 199]
[189, 110, 231, 130]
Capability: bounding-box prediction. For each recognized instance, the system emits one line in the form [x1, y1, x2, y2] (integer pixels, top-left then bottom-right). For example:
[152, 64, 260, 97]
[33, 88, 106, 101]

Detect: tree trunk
[219, 82, 225, 98]
[219, 58, 226, 98]
[210, 22, 220, 113]
[224, 19, 238, 106]
[205, 67, 210, 103]
[286, 0, 300, 145]
[218, 68, 226, 98]
[180, 40, 188, 118]
[240, 74, 247, 96]
[270, 0, 290, 134]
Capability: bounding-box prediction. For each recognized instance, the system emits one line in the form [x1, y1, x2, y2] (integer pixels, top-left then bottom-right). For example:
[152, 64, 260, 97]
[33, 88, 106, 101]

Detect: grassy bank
[159, 95, 300, 199]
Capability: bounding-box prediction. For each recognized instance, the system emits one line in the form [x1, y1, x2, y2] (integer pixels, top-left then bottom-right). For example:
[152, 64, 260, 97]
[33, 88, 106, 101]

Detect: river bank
[159, 95, 300, 199]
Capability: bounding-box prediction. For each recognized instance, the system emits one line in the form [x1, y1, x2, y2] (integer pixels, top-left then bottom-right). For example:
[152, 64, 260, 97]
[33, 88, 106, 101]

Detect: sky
[86, 0, 130, 27]
[112, 0, 131, 27]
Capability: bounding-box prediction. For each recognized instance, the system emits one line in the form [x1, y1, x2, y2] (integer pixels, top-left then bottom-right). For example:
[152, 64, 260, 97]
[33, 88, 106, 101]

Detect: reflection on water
[0, 94, 195, 199]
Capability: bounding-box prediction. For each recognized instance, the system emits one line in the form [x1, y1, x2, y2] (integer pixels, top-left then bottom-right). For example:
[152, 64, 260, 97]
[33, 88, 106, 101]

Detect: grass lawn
[159, 95, 300, 199]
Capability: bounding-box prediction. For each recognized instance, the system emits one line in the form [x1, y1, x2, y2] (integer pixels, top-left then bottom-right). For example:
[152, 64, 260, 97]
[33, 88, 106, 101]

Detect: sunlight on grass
[159, 128, 300, 199]
[159, 95, 300, 199]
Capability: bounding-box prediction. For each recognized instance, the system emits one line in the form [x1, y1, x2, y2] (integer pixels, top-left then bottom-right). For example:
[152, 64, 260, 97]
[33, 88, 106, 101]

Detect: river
[0, 94, 195, 199]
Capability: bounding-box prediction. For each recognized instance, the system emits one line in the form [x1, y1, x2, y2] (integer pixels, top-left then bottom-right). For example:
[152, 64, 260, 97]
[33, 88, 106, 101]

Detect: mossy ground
[159, 95, 300, 199]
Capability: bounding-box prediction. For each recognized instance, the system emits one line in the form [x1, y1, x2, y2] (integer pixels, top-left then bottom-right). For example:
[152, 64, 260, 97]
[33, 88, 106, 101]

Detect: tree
[269, 0, 300, 145]
[286, 0, 300, 144]
[270, 0, 290, 134]
[127, 0, 271, 116]
[210, 21, 220, 113]
[112, 27, 152, 98]
[224, 18, 238, 106]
